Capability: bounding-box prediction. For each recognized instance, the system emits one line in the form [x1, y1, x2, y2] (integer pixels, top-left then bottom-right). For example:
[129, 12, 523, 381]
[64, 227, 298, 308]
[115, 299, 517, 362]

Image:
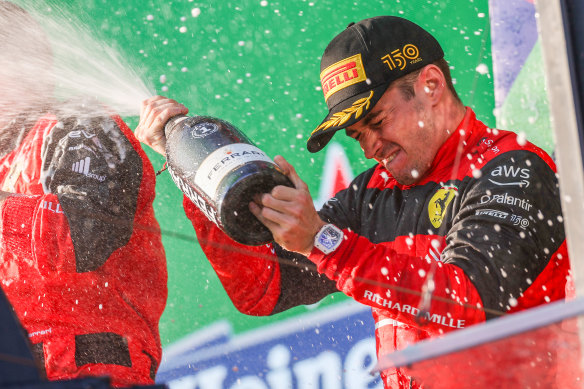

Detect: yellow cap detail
[311, 90, 373, 135]
[320, 54, 367, 102]
[381, 44, 421, 71]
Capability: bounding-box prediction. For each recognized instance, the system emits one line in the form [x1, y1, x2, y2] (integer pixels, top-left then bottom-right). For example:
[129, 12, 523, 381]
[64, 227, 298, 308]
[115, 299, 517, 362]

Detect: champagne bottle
[164, 115, 293, 245]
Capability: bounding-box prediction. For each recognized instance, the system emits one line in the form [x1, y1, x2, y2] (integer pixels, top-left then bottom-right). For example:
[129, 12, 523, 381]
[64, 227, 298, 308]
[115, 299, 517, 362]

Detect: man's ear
[416, 64, 445, 105]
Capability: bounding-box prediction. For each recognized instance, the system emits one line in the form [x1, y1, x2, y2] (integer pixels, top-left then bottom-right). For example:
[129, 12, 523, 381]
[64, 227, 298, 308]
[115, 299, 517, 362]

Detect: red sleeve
[1, 194, 39, 261]
[183, 197, 281, 316]
[308, 229, 486, 333]
[1, 191, 81, 276]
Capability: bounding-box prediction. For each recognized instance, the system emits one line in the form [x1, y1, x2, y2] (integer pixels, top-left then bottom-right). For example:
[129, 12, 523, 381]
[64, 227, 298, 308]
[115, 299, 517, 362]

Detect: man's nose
[360, 133, 380, 159]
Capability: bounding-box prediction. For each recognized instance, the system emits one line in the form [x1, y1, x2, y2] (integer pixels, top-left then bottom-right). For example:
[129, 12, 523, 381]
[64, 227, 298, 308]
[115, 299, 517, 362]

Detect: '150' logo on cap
[321, 54, 367, 102]
[381, 44, 421, 71]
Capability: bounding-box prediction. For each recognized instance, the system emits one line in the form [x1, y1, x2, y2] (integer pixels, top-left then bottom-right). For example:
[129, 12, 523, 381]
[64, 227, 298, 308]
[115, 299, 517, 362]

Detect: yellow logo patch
[321, 54, 367, 102]
[428, 185, 458, 228]
[381, 44, 421, 71]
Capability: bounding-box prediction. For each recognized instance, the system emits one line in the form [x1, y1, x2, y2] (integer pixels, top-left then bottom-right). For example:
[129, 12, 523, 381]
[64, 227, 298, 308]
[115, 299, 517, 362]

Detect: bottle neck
[164, 114, 189, 138]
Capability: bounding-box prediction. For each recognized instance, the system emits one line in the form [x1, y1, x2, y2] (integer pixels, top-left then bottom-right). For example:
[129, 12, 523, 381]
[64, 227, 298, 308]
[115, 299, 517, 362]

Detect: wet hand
[249, 155, 326, 256]
[135, 96, 189, 156]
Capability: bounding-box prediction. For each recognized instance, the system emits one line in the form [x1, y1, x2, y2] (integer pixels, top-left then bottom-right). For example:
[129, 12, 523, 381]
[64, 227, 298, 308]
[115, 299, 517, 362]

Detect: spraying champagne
[164, 115, 293, 246]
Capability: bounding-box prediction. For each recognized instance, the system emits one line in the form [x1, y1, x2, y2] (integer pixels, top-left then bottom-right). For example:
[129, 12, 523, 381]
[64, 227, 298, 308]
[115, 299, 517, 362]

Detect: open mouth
[381, 149, 400, 165]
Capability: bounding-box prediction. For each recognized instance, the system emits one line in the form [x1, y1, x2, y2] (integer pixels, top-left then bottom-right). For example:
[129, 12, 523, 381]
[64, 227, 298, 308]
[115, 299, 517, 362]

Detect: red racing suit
[184, 108, 569, 388]
[0, 108, 167, 386]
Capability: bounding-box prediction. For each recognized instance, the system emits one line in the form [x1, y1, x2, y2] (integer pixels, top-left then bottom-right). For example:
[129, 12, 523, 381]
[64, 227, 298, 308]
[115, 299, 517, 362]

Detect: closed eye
[345, 128, 360, 142]
[371, 119, 383, 128]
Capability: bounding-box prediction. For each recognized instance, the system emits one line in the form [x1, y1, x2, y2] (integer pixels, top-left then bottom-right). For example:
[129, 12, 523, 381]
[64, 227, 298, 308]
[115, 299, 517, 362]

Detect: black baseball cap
[307, 16, 444, 153]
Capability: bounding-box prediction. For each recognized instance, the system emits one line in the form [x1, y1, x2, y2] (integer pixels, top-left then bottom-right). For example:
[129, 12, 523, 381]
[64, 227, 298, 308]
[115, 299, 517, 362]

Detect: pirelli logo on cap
[321, 54, 367, 102]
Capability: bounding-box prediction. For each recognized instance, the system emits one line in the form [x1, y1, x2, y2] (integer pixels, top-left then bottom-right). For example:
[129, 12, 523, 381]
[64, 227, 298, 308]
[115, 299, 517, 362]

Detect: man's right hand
[249, 155, 326, 256]
[135, 96, 189, 156]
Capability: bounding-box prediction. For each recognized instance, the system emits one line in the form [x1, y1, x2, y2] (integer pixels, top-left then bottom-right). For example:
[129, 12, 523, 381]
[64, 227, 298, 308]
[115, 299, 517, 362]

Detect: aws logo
[428, 185, 458, 228]
[488, 165, 530, 188]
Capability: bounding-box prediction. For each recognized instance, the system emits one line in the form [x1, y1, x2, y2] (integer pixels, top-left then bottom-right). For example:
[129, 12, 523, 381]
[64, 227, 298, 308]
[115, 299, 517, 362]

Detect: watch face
[319, 226, 342, 250]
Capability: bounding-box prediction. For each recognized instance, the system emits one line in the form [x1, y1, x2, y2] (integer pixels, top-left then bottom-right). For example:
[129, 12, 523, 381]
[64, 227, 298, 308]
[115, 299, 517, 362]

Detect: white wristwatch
[314, 224, 344, 254]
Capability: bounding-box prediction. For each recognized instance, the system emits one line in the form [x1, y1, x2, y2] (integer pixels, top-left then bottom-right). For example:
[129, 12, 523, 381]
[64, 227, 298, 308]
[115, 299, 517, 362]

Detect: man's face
[345, 82, 442, 185]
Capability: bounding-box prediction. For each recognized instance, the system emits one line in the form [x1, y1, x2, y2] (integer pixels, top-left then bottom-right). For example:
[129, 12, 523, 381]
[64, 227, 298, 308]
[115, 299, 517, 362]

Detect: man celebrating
[0, 2, 167, 385]
[137, 16, 569, 388]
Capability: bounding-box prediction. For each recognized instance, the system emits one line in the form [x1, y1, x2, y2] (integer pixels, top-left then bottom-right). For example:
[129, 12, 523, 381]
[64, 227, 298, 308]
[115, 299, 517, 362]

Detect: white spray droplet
[516, 132, 527, 146]
[475, 63, 489, 75]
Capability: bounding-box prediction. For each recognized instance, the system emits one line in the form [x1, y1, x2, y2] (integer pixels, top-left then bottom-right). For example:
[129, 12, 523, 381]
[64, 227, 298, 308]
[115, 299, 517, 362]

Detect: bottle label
[195, 143, 274, 198]
[168, 165, 220, 227]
